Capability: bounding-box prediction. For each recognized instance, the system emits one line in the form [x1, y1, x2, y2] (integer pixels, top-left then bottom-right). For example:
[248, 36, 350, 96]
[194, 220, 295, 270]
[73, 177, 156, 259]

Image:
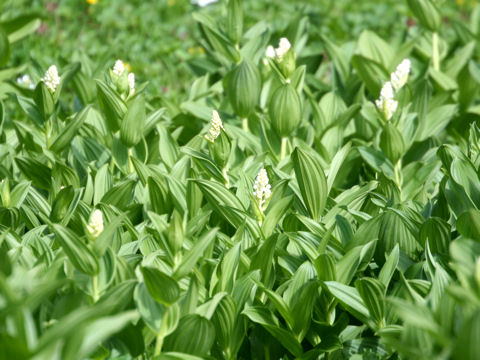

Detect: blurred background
[1, 0, 473, 99]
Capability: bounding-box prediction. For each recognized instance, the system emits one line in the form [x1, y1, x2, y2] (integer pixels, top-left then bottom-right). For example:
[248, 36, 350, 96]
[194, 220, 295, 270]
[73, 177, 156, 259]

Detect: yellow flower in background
[86, 0, 98, 4]
[168, 0, 176, 6]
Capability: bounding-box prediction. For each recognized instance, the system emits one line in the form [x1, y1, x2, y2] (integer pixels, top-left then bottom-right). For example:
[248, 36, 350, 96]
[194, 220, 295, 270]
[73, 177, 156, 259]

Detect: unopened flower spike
[265, 45, 276, 59]
[112, 59, 126, 77]
[205, 110, 224, 142]
[87, 209, 104, 239]
[41, 65, 60, 93]
[390, 59, 411, 91]
[253, 168, 272, 214]
[17, 74, 35, 89]
[128, 72, 135, 95]
[275, 37, 291, 59]
[375, 81, 398, 120]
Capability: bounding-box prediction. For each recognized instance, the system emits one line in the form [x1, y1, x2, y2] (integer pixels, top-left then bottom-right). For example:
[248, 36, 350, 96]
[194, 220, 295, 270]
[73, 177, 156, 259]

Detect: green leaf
[52, 224, 99, 275]
[173, 228, 218, 279]
[242, 306, 303, 357]
[34, 82, 55, 119]
[141, 266, 180, 305]
[227, 0, 243, 44]
[355, 278, 385, 326]
[357, 30, 394, 69]
[314, 253, 336, 282]
[164, 314, 216, 356]
[351, 55, 389, 95]
[50, 106, 91, 153]
[357, 146, 394, 179]
[120, 94, 146, 147]
[210, 293, 237, 352]
[96, 79, 127, 132]
[100, 180, 135, 210]
[292, 147, 328, 220]
[134, 283, 166, 333]
[457, 210, 480, 241]
[0, 26, 11, 67]
[324, 281, 370, 324]
[15, 157, 51, 190]
[378, 244, 399, 287]
[416, 105, 457, 141]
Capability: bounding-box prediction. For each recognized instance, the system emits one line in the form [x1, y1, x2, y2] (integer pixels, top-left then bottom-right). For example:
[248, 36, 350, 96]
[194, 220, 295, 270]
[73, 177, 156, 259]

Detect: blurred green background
[2, 0, 470, 99]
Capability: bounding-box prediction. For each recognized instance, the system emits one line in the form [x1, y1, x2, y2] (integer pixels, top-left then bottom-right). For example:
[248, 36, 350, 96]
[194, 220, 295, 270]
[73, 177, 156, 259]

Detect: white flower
[113, 60, 126, 76]
[275, 38, 291, 59]
[390, 59, 411, 91]
[253, 168, 272, 212]
[87, 209, 104, 238]
[17, 74, 35, 89]
[205, 110, 224, 142]
[128, 72, 135, 95]
[192, 0, 218, 6]
[41, 65, 60, 93]
[265, 45, 276, 59]
[375, 81, 398, 120]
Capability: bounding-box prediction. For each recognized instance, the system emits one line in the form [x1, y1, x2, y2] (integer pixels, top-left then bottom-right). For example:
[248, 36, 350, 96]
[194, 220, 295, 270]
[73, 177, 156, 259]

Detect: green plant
[1, 0, 480, 359]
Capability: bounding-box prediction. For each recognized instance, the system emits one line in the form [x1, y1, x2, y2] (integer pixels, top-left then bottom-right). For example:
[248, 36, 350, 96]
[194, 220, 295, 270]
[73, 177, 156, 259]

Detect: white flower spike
[192, 0, 218, 7]
[113, 60, 126, 76]
[17, 74, 35, 89]
[41, 65, 60, 93]
[265, 45, 276, 59]
[375, 81, 398, 121]
[128, 72, 135, 95]
[205, 110, 224, 142]
[275, 38, 291, 59]
[253, 168, 272, 213]
[87, 209, 104, 239]
[390, 59, 411, 91]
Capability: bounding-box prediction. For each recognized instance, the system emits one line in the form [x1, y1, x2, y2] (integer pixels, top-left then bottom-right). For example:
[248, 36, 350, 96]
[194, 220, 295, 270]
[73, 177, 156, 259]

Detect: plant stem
[222, 167, 230, 188]
[128, 148, 134, 174]
[153, 308, 169, 356]
[242, 117, 249, 132]
[394, 159, 403, 191]
[45, 118, 51, 148]
[432, 32, 440, 71]
[280, 137, 287, 160]
[154, 333, 163, 357]
[92, 275, 99, 302]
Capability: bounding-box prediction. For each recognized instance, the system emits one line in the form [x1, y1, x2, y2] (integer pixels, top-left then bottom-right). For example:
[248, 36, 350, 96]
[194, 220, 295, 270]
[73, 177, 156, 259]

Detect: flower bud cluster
[205, 110, 224, 142]
[87, 209, 104, 239]
[41, 65, 60, 93]
[375, 59, 411, 120]
[111, 59, 135, 97]
[253, 168, 272, 213]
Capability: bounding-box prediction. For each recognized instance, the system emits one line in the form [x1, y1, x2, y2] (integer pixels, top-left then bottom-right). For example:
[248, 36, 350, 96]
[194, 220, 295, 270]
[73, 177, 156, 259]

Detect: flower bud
[205, 110, 224, 143]
[390, 59, 411, 91]
[268, 83, 302, 137]
[227, 60, 262, 118]
[253, 168, 272, 214]
[41, 65, 60, 93]
[375, 82, 398, 120]
[128, 72, 135, 95]
[87, 209, 104, 239]
[205, 110, 231, 168]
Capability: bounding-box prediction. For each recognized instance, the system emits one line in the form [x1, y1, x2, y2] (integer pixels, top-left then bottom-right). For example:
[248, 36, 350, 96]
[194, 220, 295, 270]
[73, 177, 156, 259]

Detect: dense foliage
[1, 0, 480, 359]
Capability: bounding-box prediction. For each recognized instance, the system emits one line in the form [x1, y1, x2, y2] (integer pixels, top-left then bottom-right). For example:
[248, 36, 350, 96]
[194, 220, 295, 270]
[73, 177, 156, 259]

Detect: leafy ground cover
[1, 0, 480, 359]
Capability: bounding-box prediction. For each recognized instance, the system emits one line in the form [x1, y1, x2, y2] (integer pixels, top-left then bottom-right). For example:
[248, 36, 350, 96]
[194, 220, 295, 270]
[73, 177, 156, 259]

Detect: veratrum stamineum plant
[1, 0, 480, 359]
